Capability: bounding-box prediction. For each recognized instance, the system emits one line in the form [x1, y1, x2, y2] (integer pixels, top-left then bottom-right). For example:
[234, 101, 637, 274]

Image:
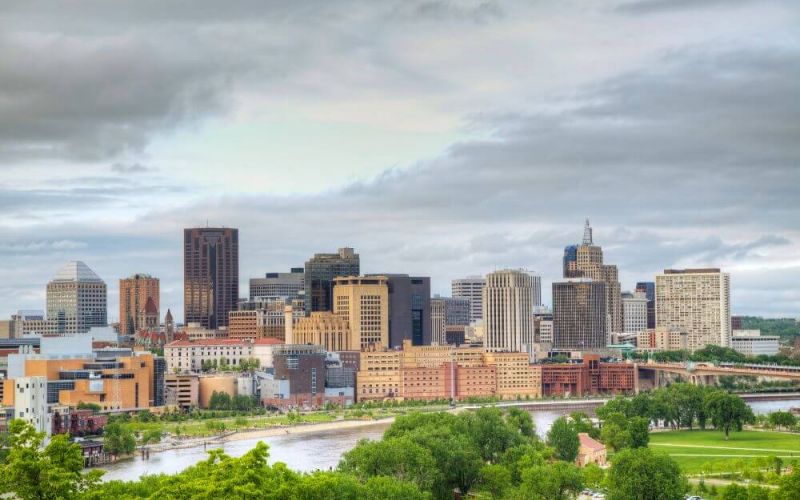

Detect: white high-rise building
[46, 261, 107, 335]
[483, 270, 535, 354]
[528, 272, 542, 307]
[622, 291, 648, 334]
[656, 268, 731, 351]
[452, 276, 486, 323]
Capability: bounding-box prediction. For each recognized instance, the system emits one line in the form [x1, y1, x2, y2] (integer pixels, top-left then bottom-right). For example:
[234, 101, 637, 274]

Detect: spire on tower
[582, 218, 593, 246]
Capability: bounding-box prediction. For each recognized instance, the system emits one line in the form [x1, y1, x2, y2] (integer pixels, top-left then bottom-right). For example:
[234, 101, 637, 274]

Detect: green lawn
[649, 430, 800, 474]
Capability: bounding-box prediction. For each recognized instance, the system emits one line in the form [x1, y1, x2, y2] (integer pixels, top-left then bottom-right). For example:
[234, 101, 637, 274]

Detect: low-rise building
[164, 339, 254, 373]
[541, 356, 636, 397]
[164, 374, 199, 408]
[576, 433, 607, 467]
[731, 330, 780, 356]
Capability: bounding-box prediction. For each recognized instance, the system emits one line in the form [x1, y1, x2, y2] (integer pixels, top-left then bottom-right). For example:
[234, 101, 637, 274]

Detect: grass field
[649, 430, 800, 474]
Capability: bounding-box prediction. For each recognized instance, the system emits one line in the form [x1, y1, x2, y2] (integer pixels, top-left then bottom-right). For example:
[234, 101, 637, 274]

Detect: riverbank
[144, 416, 397, 454]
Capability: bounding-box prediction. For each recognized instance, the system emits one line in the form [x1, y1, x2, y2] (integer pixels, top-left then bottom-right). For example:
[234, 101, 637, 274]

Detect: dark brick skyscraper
[184, 227, 239, 329]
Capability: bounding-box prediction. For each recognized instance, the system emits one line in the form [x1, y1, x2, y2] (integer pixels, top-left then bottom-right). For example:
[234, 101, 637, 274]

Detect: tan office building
[293, 312, 353, 351]
[655, 268, 731, 350]
[333, 276, 389, 349]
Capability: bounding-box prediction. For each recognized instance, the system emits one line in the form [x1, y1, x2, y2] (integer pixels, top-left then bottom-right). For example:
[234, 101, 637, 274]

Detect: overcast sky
[1, 0, 799, 321]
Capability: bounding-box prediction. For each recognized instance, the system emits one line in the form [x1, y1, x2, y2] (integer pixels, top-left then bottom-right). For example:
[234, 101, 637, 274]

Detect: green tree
[582, 462, 605, 490]
[600, 421, 631, 452]
[462, 407, 524, 462]
[338, 436, 438, 493]
[628, 416, 650, 448]
[773, 468, 800, 500]
[607, 448, 687, 500]
[769, 411, 797, 431]
[103, 422, 136, 456]
[507, 407, 536, 437]
[513, 461, 583, 500]
[140, 428, 163, 446]
[570, 411, 600, 439]
[547, 417, 580, 462]
[479, 464, 511, 499]
[704, 391, 755, 439]
[0, 419, 103, 499]
[76, 401, 101, 412]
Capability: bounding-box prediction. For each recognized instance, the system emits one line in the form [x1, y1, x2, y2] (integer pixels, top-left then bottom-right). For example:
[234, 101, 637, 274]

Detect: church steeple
[582, 218, 593, 246]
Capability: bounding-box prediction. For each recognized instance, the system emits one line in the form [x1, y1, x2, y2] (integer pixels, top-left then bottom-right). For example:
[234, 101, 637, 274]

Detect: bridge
[637, 361, 800, 385]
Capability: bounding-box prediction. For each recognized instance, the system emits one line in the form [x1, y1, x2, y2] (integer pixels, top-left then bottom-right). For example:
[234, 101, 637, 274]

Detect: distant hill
[740, 317, 800, 342]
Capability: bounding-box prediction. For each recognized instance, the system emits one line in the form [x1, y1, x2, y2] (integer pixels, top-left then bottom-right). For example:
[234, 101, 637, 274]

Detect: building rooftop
[166, 339, 250, 347]
[662, 268, 722, 274]
[52, 261, 104, 283]
[579, 433, 605, 452]
[253, 338, 283, 345]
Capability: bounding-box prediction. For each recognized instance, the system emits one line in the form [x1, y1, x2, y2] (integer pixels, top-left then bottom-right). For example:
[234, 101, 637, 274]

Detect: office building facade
[483, 270, 535, 353]
[621, 291, 648, 334]
[552, 280, 607, 350]
[249, 268, 304, 300]
[304, 248, 360, 314]
[655, 268, 731, 350]
[184, 227, 239, 329]
[369, 274, 431, 347]
[332, 276, 389, 349]
[431, 296, 470, 344]
[451, 276, 486, 324]
[46, 261, 107, 335]
[635, 281, 656, 329]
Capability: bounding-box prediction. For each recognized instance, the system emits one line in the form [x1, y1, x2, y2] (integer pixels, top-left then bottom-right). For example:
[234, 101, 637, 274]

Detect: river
[99, 399, 800, 482]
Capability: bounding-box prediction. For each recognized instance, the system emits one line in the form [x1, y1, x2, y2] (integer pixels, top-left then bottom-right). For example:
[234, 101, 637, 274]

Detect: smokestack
[284, 305, 293, 344]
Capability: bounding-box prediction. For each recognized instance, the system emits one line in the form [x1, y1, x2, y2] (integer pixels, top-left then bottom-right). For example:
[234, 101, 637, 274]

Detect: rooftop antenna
[582, 218, 593, 246]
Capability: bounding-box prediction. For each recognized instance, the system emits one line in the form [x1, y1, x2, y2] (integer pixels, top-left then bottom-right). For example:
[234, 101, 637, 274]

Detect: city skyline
[1, 1, 798, 319]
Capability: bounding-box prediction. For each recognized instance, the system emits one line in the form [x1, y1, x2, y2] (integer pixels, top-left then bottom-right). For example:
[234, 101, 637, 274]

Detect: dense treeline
[629, 344, 800, 367]
[597, 384, 755, 438]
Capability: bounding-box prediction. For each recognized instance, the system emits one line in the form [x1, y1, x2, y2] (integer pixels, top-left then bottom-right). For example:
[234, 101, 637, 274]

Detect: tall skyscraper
[367, 274, 431, 347]
[249, 268, 304, 300]
[635, 281, 656, 329]
[552, 280, 606, 350]
[621, 291, 648, 334]
[452, 276, 486, 324]
[47, 261, 107, 334]
[183, 227, 239, 329]
[304, 247, 360, 314]
[483, 269, 535, 353]
[656, 268, 731, 350]
[430, 296, 470, 344]
[563, 220, 622, 333]
[332, 276, 389, 349]
[119, 273, 160, 335]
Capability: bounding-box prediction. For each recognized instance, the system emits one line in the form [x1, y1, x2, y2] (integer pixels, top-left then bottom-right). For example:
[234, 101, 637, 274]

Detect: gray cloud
[111, 163, 154, 174]
[617, 0, 761, 15]
[0, 2, 798, 319]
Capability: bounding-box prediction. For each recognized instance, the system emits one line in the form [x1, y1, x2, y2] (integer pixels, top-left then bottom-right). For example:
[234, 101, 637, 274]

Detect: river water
[99, 399, 800, 482]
